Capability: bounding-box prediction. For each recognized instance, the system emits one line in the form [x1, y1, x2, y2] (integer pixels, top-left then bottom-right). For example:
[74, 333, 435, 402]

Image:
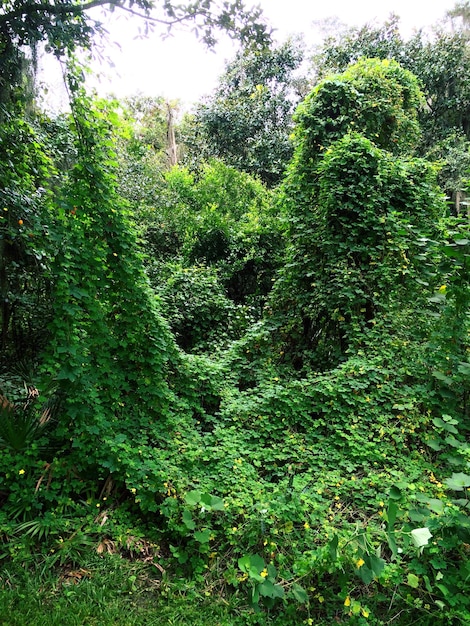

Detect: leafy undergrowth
[1, 343, 469, 625]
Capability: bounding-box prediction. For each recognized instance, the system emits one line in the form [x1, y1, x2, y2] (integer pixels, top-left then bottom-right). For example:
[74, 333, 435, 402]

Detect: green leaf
[432, 417, 458, 434]
[184, 490, 201, 506]
[410, 527, 432, 549]
[369, 554, 386, 578]
[194, 529, 211, 543]
[238, 555, 251, 573]
[259, 580, 284, 599]
[182, 509, 195, 530]
[387, 499, 398, 529]
[432, 370, 453, 385]
[291, 583, 308, 604]
[444, 472, 470, 491]
[358, 566, 373, 585]
[249, 554, 265, 572]
[415, 495, 444, 514]
[328, 534, 338, 561]
[389, 485, 402, 501]
[407, 573, 420, 589]
[457, 362, 470, 375]
[387, 532, 398, 559]
[201, 494, 224, 511]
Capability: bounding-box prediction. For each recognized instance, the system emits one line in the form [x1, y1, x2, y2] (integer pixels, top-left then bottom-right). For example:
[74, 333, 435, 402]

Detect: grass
[0, 553, 304, 626]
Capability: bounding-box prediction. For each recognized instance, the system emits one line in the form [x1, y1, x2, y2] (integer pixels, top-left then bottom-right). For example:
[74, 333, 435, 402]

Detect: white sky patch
[37, 0, 457, 110]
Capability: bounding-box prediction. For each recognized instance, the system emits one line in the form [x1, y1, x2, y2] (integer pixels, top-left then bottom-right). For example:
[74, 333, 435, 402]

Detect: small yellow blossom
[379, 501, 384, 507]
[303, 522, 310, 530]
[355, 558, 365, 568]
[344, 596, 351, 607]
[260, 569, 268, 578]
[361, 607, 370, 618]
[18, 469, 25, 475]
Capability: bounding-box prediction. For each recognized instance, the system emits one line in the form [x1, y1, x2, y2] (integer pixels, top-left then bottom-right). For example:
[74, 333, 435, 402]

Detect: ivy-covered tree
[270, 59, 445, 370]
[181, 38, 305, 186]
[310, 15, 470, 213]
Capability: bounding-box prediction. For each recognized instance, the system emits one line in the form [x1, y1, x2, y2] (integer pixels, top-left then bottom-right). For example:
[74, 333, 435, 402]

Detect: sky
[38, 0, 458, 110]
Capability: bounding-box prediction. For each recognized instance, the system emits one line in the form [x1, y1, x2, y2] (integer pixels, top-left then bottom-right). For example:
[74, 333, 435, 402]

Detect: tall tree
[310, 15, 470, 213]
[181, 38, 305, 186]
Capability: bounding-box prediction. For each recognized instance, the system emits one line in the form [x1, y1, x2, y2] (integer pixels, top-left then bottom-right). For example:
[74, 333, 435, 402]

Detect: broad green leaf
[291, 583, 308, 604]
[444, 472, 470, 491]
[238, 555, 251, 573]
[387, 532, 398, 559]
[389, 485, 402, 501]
[194, 529, 211, 543]
[209, 495, 225, 511]
[329, 534, 338, 561]
[182, 509, 195, 530]
[458, 362, 470, 375]
[432, 370, 453, 385]
[259, 580, 284, 599]
[358, 566, 373, 585]
[259, 580, 276, 597]
[387, 500, 398, 529]
[410, 527, 432, 549]
[407, 573, 420, 588]
[369, 555, 386, 578]
[184, 490, 201, 506]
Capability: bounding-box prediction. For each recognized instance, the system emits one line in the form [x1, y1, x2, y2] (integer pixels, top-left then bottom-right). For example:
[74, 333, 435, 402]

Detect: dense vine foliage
[0, 49, 469, 626]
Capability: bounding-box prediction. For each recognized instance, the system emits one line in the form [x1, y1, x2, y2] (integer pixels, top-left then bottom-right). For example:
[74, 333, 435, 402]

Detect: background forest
[0, 1, 469, 625]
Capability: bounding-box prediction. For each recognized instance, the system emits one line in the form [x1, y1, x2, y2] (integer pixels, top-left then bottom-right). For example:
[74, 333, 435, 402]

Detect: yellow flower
[344, 596, 351, 607]
[361, 607, 370, 618]
[303, 522, 310, 530]
[260, 569, 268, 578]
[355, 558, 365, 568]
[18, 469, 25, 475]
[438, 285, 447, 294]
